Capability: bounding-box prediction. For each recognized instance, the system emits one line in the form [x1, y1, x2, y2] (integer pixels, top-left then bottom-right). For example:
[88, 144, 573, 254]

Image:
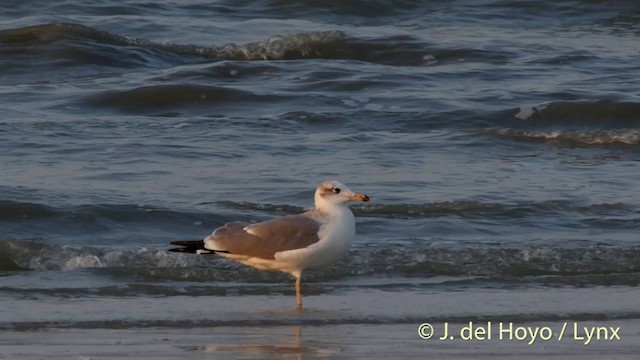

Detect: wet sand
[2, 320, 639, 359]
[3, 287, 640, 359]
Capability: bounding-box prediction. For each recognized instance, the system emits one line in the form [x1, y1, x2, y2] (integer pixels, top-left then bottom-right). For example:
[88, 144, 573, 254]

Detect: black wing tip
[170, 240, 203, 246]
[168, 240, 230, 255]
[168, 240, 205, 254]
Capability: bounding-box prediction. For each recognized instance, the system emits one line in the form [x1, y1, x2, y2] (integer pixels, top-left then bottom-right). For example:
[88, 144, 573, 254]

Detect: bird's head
[314, 180, 370, 210]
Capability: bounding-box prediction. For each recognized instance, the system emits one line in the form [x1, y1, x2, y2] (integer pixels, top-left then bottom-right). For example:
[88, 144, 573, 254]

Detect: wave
[0, 22, 505, 68]
[220, 200, 636, 219]
[264, 100, 640, 138]
[0, 23, 143, 47]
[0, 200, 60, 219]
[505, 100, 640, 128]
[478, 100, 640, 146]
[0, 23, 180, 69]
[0, 201, 232, 242]
[192, 0, 425, 20]
[483, 128, 640, 146]
[83, 84, 279, 112]
[2, 239, 640, 282]
[1, 199, 635, 227]
[213, 33, 506, 66]
[0, 200, 220, 223]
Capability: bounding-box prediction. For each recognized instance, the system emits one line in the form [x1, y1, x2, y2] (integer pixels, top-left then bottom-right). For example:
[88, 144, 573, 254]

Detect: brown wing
[204, 215, 321, 259]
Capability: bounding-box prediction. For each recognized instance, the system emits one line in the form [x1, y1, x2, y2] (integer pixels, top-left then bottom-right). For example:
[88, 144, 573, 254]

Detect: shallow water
[1, 0, 640, 344]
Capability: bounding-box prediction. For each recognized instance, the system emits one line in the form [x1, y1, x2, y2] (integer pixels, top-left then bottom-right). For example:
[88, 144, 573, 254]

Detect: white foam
[63, 255, 103, 270]
[422, 54, 437, 65]
[515, 106, 535, 120]
[492, 128, 640, 145]
[217, 31, 346, 60]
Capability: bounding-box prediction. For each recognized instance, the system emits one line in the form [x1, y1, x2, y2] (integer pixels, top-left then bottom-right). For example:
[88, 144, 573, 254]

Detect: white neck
[314, 195, 349, 216]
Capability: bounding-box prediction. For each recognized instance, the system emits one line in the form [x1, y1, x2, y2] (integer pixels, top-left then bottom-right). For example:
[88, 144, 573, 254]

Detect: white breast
[275, 207, 355, 272]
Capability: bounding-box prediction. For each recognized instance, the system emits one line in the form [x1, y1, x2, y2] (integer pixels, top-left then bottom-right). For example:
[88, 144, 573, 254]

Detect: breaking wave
[0, 22, 505, 68]
[481, 100, 640, 146]
[483, 128, 640, 146]
[2, 239, 639, 283]
[508, 101, 640, 127]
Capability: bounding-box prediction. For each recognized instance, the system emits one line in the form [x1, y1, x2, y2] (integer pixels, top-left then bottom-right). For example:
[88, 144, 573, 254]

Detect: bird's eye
[332, 187, 341, 194]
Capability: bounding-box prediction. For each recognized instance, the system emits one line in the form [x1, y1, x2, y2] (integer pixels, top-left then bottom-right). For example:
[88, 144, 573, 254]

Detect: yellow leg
[295, 276, 302, 309]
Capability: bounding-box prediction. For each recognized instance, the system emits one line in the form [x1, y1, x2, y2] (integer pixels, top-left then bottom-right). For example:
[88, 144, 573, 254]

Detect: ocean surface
[2, 0, 640, 357]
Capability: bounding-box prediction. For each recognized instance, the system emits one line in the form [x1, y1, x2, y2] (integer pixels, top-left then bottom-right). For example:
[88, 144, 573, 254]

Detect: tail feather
[168, 240, 228, 255]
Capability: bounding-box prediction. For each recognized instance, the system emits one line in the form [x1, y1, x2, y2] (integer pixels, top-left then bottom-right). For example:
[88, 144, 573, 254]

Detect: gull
[169, 180, 370, 308]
